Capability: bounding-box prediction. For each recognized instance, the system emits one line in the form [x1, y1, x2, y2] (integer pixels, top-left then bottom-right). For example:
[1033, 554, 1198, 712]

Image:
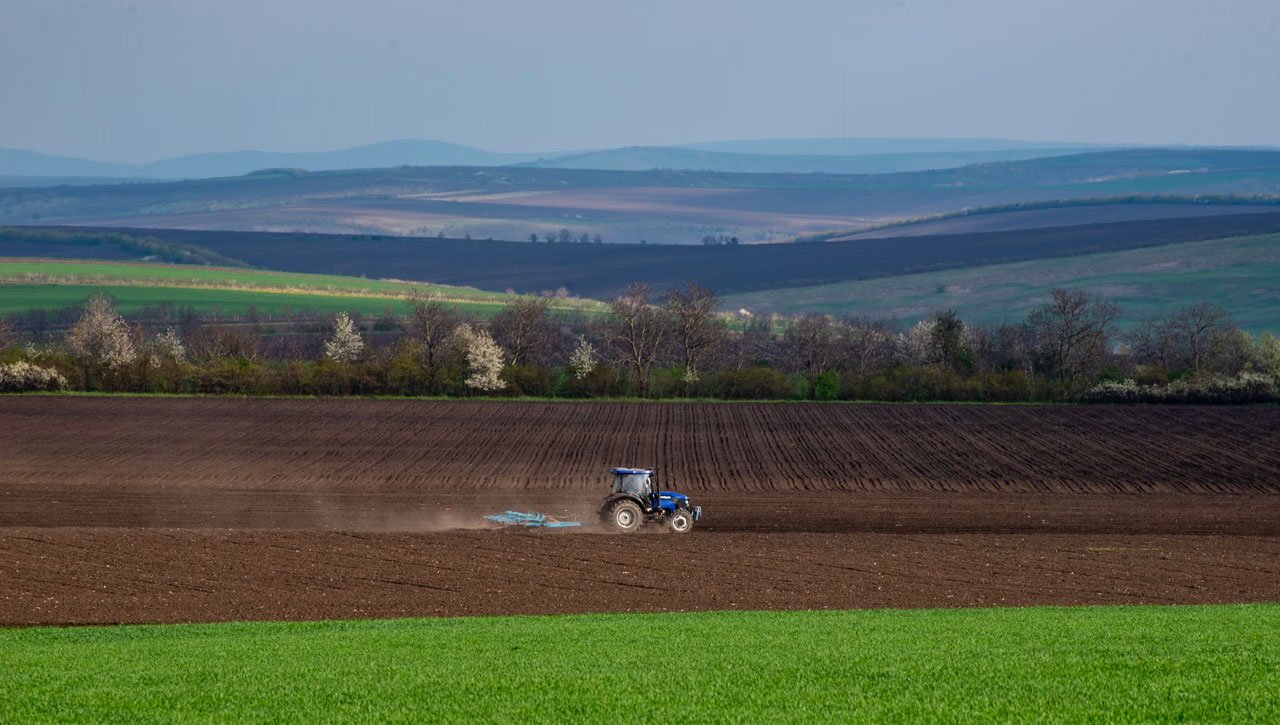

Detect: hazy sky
[3, 0, 1279, 162]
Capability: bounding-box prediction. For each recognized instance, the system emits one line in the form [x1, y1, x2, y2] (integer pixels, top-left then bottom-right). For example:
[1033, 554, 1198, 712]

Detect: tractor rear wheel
[667, 509, 693, 534]
[607, 499, 643, 533]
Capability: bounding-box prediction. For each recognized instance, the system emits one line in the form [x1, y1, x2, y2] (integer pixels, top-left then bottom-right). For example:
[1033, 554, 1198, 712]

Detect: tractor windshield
[613, 473, 650, 497]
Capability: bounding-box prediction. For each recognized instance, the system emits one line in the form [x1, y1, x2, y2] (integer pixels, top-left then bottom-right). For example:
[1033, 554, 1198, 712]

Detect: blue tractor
[599, 467, 702, 533]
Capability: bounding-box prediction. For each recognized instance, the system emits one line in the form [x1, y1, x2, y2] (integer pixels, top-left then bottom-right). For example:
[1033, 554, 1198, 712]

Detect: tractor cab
[601, 467, 701, 533]
[611, 468, 654, 500]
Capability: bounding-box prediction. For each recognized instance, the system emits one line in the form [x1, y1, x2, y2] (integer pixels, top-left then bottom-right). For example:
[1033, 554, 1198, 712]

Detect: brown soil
[4, 530, 1277, 626]
[5, 397, 1278, 494]
[2, 397, 1277, 626]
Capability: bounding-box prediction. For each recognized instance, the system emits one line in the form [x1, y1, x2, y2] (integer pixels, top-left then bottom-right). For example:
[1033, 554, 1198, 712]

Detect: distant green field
[0, 258, 513, 299]
[0, 258, 606, 317]
[0, 284, 514, 317]
[1052, 167, 1280, 195]
[2, 605, 1276, 722]
[725, 233, 1280, 333]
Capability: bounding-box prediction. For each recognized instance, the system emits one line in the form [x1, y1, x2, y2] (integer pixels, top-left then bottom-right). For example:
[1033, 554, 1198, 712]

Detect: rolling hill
[720, 233, 1280, 334]
[679, 137, 1104, 155]
[827, 201, 1280, 240]
[517, 146, 1112, 175]
[8, 211, 1280, 300]
[0, 258, 602, 318]
[3, 149, 1280, 243]
[1, 136, 1114, 182]
[0, 141, 550, 182]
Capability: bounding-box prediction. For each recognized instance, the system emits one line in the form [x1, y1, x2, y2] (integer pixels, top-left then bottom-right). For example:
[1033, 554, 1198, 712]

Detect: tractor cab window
[613, 473, 651, 497]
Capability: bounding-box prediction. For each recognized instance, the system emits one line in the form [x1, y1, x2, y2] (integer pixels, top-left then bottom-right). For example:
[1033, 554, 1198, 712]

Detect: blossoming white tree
[68, 294, 136, 369]
[324, 312, 365, 363]
[0, 361, 67, 392]
[898, 319, 935, 367]
[152, 327, 187, 365]
[1249, 331, 1280, 382]
[452, 324, 506, 391]
[570, 335, 597, 380]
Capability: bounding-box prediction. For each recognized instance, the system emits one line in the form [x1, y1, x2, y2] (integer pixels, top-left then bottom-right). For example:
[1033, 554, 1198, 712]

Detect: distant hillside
[905, 148, 1280, 188]
[827, 200, 1280, 240]
[0, 141, 550, 180]
[3, 149, 1280, 243]
[518, 146, 1111, 175]
[0, 137, 1184, 181]
[9, 139, 1278, 189]
[141, 140, 548, 179]
[680, 137, 1103, 156]
[9, 212, 1280, 299]
[721, 233, 1280, 334]
[0, 175, 171, 189]
[0, 148, 141, 179]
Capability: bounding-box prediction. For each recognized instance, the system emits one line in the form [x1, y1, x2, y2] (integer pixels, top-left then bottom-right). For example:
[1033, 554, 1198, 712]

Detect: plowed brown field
[2, 397, 1278, 625]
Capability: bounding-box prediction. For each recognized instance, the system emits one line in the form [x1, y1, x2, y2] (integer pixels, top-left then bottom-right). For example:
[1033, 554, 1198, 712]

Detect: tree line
[528, 230, 603, 244]
[0, 227, 248, 267]
[2, 284, 1278, 403]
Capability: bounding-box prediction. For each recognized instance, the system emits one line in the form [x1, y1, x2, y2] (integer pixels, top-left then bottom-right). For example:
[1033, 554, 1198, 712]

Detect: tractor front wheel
[667, 509, 693, 534]
[607, 499, 643, 533]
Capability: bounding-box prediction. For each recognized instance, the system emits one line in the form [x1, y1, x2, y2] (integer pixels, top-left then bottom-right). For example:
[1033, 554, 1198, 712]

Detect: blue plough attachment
[485, 511, 591, 528]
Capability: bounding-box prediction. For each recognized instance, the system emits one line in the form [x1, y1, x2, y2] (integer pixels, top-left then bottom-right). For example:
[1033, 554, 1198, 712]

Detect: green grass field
[2, 605, 1276, 722]
[0, 284, 517, 318]
[0, 259, 606, 317]
[724, 233, 1280, 333]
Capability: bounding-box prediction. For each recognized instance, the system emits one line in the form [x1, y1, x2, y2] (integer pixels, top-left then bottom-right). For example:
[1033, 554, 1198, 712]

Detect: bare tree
[839, 316, 896, 375]
[783, 314, 838, 398]
[404, 292, 459, 371]
[928, 309, 971, 372]
[990, 323, 1041, 378]
[1027, 288, 1120, 392]
[1168, 302, 1236, 373]
[601, 283, 669, 396]
[665, 281, 726, 392]
[0, 318, 15, 351]
[1123, 316, 1177, 369]
[528, 233, 539, 243]
[187, 325, 260, 362]
[735, 315, 775, 368]
[491, 298, 555, 366]
[557, 228, 572, 244]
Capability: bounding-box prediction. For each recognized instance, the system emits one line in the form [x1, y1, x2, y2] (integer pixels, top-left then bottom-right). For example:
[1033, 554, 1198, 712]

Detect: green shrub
[701, 367, 794, 400]
[501, 365, 555, 397]
[558, 364, 628, 398]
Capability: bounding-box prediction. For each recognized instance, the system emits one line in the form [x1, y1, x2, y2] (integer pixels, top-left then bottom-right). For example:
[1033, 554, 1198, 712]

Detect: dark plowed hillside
[832, 203, 1280, 240]
[13, 211, 1280, 297]
[3, 397, 1278, 495]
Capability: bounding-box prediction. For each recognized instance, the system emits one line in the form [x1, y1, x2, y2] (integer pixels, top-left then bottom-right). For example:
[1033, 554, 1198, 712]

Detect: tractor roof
[611, 467, 652, 475]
